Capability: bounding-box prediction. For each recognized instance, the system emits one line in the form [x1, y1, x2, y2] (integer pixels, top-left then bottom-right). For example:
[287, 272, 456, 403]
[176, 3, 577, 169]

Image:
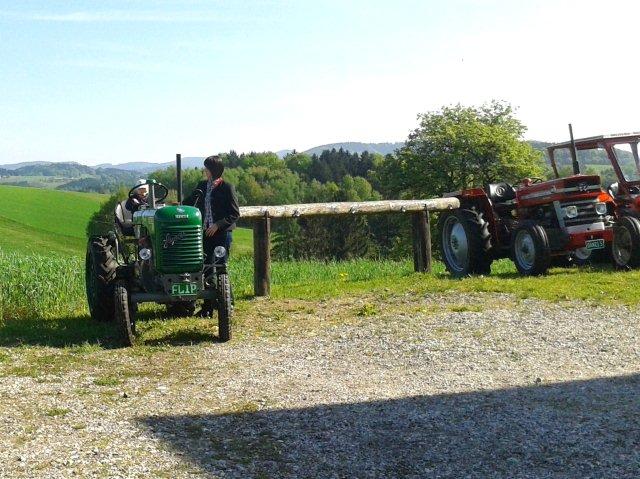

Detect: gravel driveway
[1, 292, 639, 478]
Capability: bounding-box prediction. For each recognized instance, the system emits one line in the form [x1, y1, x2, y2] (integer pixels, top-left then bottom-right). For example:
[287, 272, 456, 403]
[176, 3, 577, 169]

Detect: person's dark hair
[203, 155, 224, 179]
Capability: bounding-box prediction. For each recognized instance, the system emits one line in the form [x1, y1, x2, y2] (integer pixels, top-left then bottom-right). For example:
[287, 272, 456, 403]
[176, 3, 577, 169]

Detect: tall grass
[2, 246, 639, 327]
[0, 250, 85, 322]
[0, 249, 418, 322]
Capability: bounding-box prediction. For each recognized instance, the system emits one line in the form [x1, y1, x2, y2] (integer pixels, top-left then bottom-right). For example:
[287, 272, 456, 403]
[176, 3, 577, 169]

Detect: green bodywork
[133, 205, 204, 274]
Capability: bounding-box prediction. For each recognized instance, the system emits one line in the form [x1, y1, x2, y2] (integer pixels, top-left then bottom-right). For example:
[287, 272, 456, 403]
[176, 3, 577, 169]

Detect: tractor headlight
[139, 248, 152, 261]
[564, 205, 579, 218]
[595, 202, 607, 215]
[213, 246, 226, 258]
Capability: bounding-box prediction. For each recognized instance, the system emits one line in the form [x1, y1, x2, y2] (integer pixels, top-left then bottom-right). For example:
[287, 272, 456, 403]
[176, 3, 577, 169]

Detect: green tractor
[85, 164, 232, 346]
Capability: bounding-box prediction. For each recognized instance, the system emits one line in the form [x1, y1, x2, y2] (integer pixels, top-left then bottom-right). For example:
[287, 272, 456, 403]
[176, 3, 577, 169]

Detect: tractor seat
[115, 200, 135, 236]
[487, 182, 516, 203]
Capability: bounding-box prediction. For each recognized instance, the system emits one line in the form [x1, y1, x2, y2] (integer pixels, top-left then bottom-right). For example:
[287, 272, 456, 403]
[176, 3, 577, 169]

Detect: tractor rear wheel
[217, 273, 232, 342]
[114, 280, 136, 346]
[85, 237, 117, 322]
[612, 216, 640, 269]
[166, 301, 196, 318]
[511, 222, 551, 276]
[439, 209, 492, 277]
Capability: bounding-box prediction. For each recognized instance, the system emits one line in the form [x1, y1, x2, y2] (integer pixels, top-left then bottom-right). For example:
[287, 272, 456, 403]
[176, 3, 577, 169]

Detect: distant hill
[303, 142, 404, 157]
[276, 150, 293, 159]
[96, 161, 162, 172]
[0, 161, 52, 170]
[12, 139, 623, 194]
[10, 162, 95, 177]
[96, 157, 205, 173]
[0, 162, 141, 193]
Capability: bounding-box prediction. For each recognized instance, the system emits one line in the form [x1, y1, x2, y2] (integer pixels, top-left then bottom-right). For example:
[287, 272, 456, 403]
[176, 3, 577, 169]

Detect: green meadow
[0, 185, 105, 254]
[0, 185, 254, 257]
[1, 185, 638, 347]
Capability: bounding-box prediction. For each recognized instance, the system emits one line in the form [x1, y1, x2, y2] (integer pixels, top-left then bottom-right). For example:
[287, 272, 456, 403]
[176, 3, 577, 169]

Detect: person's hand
[205, 225, 219, 237]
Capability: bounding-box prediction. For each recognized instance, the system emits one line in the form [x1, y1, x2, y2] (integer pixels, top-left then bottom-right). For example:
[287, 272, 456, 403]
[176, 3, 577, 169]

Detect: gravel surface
[1, 292, 639, 478]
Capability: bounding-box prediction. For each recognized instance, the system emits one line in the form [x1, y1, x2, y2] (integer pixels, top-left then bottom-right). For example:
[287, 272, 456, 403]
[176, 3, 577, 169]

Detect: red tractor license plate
[585, 239, 605, 251]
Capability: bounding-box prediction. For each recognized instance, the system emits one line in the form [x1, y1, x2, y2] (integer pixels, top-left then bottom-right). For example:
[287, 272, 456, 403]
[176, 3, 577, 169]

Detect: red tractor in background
[439, 127, 615, 277]
[547, 132, 640, 269]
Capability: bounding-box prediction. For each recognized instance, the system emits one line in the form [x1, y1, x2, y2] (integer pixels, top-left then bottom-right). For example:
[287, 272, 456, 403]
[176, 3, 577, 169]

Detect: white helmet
[134, 179, 149, 195]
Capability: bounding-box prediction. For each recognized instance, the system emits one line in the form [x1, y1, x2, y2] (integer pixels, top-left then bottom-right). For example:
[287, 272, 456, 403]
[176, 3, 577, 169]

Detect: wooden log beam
[239, 197, 459, 219]
[253, 215, 271, 296]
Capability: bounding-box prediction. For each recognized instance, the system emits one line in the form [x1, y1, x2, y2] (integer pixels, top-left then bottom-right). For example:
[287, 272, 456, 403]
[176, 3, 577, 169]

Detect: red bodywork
[446, 174, 614, 257]
[516, 176, 602, 207]
[547, 133, 640, 217]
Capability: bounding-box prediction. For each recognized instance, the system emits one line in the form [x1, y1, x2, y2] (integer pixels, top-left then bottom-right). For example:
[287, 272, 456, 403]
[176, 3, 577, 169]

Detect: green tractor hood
[134, 205, 204, 274]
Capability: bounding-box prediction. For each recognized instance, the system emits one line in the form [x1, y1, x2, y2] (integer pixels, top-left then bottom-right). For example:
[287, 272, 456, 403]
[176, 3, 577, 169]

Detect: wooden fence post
[411, 210, 431, 273]
[253, 214, 271, 296]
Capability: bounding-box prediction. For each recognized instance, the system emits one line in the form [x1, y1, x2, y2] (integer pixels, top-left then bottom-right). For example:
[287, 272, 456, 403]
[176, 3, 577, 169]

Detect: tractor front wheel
[114, 280, 136, 346]
[511, 222, 551, 276]
[217, 273, 232, 342]
[439, 209, 492, 277]
[612, 216, 640, 269]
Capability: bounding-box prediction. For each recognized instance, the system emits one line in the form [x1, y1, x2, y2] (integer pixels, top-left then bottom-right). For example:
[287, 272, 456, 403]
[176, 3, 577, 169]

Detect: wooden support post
[253, 215, 271, 296]
[411, 210, 431, 273]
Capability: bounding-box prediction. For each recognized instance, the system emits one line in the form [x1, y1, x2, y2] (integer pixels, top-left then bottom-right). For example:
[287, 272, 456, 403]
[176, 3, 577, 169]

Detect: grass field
[0, 185, 254, 256]
[0, 185, 105, 254]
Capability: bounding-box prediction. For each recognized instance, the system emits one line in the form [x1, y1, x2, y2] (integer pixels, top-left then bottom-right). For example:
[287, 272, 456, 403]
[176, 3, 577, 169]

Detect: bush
[86, 187, 127, 237]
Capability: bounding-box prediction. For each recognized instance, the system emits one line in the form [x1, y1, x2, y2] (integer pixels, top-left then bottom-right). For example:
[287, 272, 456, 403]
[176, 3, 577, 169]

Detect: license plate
[171, 283, 198, 296]
[585, 239, 605, 250]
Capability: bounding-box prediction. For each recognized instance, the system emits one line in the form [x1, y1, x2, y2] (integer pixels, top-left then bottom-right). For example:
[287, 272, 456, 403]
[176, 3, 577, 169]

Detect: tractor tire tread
[511, 221, 551, 276]
[217, 273, 232, 342]
[86, 236, 117, 322]
[114, 280, 135, 346]
[439, 208, 493, 277]
[613, 215, 640, 269]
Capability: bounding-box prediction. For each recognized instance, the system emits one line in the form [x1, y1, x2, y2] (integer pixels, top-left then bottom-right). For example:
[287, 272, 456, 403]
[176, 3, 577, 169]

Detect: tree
[149, 166, 203, 196]
[272, 176, 381, 260]
[376, 101, 544, 199]
[284, 152, 312, 178]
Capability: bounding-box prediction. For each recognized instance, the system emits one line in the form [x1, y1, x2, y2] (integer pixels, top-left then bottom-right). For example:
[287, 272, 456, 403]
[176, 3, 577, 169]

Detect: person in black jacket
[184, 155, 240, 317]
[184, 155, 240, 265]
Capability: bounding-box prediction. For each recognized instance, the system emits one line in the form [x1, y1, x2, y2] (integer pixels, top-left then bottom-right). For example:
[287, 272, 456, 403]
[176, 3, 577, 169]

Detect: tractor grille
[559, 199, 605, 227]
[155, 225, 203, 274]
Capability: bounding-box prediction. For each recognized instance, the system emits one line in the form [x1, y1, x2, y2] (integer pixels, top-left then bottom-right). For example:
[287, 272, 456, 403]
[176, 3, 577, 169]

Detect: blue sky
[1, 0, 639, 165]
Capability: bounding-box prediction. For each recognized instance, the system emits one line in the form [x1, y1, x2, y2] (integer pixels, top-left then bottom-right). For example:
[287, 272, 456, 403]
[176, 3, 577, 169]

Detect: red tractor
[547, 132, 640, 269]
[439, 171, 615, 277]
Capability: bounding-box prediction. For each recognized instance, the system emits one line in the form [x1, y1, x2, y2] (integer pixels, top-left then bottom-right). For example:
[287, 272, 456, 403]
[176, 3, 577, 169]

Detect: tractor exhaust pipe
[569, 123, 580, 175]
[176, 153, 183, 205]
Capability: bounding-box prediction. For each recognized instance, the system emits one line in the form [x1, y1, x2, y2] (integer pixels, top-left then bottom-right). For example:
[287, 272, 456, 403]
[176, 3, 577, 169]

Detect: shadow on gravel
[142, 328, 220, 346]
[141, 373, 640, 478]
[0, 313, 120, 348]
[0, 311, 223, 348]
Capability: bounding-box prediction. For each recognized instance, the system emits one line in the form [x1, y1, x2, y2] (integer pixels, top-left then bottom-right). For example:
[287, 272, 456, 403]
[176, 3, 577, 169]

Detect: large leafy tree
[377, 101, 544, 198]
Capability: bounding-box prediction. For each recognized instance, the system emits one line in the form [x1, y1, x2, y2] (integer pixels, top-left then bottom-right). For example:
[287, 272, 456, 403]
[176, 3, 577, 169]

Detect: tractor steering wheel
[519, 177, 544, 185]
[128, 180, 169, 203]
